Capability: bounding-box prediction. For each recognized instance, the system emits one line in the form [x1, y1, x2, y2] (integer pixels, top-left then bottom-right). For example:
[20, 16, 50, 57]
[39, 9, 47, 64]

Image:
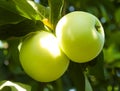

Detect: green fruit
[55, 11, 105, 63]
[19, 31, 69, 82]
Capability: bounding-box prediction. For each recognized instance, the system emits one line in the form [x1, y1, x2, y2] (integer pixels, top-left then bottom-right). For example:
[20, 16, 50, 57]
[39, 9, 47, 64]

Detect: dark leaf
[0, 86, 11, 91]
[112, 60, 120, 68]
[0, 0, 20, 15]
[0, 19, 44, 40]
[106, 31, 120, 46]
[0, 49, 6, 67]
[6, 38, 23, 75]
[88, 51, 105, 82]
[0, 7, 25, 26]
[67, 62, 85, 91]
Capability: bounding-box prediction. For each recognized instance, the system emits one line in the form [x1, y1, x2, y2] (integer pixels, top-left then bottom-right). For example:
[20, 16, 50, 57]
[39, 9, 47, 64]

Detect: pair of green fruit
[19, 11, 105, 82]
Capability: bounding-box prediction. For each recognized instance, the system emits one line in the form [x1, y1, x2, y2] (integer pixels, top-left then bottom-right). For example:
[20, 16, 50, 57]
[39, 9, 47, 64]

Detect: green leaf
[67, 62, 85, 91]
[112, 60, 120, 68]
[12, 0, 41, 20]
[99, 5, 110, 22]
[103, 44, 120, 63]
[0, 86, 11, 91]
[6, 38, 23, 75]
[106, 31, 120, 46]
[48, 0, 64, 29]
[0, 0, 40, 20]
[0, 49, 6, 67]
[85, 74, 93, 91]
[0, 19, 44, 40]
[0, 81, 31, 91]
[115, 8, 120, 24]
[52, 79, 64, 91]
[0, 0, 20, 15]
[88, 52, 105, 83]
[0, 7, 25, 26]
[27, 0, 49, 19]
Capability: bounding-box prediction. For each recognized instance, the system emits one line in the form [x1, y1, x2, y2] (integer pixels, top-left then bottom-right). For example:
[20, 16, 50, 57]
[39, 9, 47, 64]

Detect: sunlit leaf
[85, 74, 93, 91]
[0, 81, 31, 91]
[27, 0, 49, 19]
[48, 0, 64, 29]
[0, 0, 41, 20]
[12, 0, 40, 20]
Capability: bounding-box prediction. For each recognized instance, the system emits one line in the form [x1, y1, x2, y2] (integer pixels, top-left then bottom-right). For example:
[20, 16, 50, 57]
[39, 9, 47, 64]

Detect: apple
[55, 11, 105, 63]
[19, 31, 69, 82]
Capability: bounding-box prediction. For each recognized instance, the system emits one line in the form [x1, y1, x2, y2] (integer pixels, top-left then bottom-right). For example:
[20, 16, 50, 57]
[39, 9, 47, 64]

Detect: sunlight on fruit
[40, 35, 61, 58]
[18, 42, 22, 51]
[92, 30, 99, 39]
[56, 11, 105, 63]
[56, 17, 67, 40]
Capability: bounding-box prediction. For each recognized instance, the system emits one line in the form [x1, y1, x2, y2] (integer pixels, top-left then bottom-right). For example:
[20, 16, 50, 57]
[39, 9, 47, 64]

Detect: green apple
[55, 11, 105, 63]
[19, 31, 69, 82]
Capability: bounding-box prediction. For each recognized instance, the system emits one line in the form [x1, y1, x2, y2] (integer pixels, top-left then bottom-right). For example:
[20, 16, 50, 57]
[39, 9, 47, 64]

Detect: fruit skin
[19, 31, 69, 82]
[55, 11, 105, 63]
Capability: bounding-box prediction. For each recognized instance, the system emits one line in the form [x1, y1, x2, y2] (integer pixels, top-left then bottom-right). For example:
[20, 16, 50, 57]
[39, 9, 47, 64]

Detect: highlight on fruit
[19, 31, 69, 82]
[19, 11, 105, 82]
[55, 11, 105, 63]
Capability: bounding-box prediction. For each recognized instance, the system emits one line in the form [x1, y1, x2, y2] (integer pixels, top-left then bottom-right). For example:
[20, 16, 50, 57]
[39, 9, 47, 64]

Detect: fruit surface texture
[19, 31, 69, 82]
[55, 11, 105, 63]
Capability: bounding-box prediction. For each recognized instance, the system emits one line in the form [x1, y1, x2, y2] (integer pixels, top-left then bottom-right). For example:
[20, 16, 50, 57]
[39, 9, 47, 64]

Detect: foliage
[0, 0, 120, 91]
